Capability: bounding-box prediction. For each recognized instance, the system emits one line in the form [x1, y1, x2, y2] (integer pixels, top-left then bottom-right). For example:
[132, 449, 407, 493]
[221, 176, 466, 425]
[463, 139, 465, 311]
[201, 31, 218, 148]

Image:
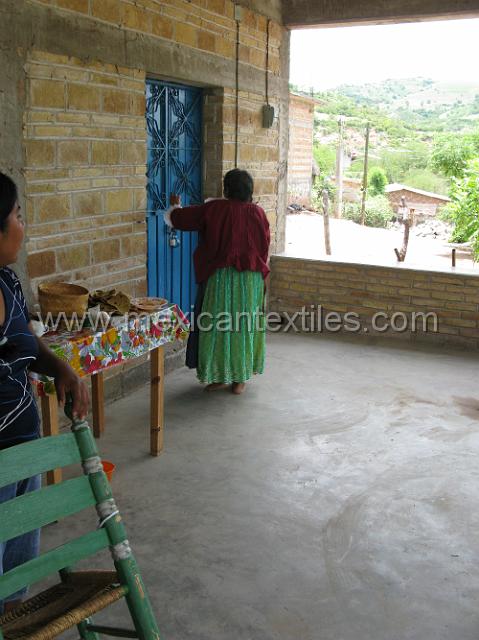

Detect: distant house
[288, 93, 322, 207]
[385, 184, 450, 222]
[331, 177, 362, 203]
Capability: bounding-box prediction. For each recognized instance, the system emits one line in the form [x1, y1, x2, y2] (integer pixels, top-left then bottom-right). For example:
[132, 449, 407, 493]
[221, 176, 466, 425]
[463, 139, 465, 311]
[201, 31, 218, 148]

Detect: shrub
[311, 177, 335, 212]
[343, 195, 394, 228]
[368, 167, 388, 196]
[443, 158, 479, 258]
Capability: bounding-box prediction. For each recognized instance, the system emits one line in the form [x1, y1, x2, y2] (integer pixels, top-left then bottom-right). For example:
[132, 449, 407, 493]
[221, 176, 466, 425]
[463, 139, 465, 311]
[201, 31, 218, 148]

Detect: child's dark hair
[0, 172, 18, 233]
[223, 169, 254, 203]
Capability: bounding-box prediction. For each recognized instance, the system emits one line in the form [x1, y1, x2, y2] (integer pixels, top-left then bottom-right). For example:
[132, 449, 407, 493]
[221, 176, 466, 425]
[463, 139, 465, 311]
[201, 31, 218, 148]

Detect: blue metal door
[146, 80, 202, 314]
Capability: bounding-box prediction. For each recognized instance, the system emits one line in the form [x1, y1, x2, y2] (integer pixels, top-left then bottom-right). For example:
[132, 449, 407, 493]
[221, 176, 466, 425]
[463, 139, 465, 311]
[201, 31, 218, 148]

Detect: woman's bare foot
[231, 383, 246, 395]
[204, 383, 229, 392]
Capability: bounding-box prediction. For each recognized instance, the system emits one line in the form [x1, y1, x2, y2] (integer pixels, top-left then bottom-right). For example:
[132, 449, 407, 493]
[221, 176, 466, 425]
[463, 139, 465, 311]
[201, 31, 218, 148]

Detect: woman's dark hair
[0, 172, 18, 233]
[223, 169, 254, 203]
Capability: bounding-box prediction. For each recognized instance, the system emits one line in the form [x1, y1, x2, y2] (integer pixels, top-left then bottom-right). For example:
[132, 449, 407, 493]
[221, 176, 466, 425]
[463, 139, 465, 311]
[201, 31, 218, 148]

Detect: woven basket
[38, 282, 89, 319]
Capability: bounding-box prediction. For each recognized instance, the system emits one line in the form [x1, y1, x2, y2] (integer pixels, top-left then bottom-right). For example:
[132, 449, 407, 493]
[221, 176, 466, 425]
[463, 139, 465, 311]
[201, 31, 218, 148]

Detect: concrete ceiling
[282, 0, 479, 28]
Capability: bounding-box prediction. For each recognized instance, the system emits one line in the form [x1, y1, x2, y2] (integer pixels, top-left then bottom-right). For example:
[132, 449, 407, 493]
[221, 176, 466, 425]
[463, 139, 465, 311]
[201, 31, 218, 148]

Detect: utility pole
[360, 122, 370, 226]
[335, 116, 345, 218]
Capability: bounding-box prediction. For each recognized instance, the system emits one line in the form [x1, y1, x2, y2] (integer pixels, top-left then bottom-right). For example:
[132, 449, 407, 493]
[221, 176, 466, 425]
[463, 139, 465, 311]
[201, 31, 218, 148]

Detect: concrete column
[0, 2, 34, 305]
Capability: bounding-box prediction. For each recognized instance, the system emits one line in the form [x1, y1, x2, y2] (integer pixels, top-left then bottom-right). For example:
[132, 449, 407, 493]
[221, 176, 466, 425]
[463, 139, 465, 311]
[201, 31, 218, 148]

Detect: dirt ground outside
[285, 212, 477, 273]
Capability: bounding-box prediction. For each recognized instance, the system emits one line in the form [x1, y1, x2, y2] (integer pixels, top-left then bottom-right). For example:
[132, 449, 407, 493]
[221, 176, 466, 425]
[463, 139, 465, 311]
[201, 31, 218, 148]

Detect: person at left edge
[0, 171, 89, 615]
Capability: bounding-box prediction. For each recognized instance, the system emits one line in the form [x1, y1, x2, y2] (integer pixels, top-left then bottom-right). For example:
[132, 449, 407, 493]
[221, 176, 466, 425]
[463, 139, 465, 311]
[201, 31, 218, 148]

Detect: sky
[289, 19, 479, 91]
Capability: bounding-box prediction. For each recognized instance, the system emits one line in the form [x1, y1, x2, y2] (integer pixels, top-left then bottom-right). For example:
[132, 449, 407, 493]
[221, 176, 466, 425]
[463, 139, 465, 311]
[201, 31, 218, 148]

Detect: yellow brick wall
[22, 1, 287, 291]
[27, 0, 283, 75]
[197, 87, 280, 247]
[269, 256, 479, 350]
[203, 91, 225, 199]
[288, 94, 314, 206]
[24, 53, 282, 289]
[24, 51, 147, 295]
[222, 89, 280, 242]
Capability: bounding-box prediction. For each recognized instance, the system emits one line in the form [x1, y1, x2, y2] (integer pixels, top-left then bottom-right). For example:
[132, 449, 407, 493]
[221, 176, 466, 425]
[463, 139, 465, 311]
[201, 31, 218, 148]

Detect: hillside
[335, 77, 479, 132]
[294, 77, 479, 196]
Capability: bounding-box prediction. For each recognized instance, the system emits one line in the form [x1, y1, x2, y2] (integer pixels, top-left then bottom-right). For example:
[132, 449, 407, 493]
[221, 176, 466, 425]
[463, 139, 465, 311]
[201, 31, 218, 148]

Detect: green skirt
[197, 267, 266, 384]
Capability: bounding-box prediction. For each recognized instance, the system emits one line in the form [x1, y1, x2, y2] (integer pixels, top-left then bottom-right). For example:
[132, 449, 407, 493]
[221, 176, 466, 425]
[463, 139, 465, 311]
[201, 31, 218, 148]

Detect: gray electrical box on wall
[262, 104, 275, 128]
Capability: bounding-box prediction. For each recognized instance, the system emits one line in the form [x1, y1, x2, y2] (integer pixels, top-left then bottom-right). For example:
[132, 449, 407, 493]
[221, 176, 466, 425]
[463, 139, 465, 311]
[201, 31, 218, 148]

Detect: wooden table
[35, 304, 189, 484]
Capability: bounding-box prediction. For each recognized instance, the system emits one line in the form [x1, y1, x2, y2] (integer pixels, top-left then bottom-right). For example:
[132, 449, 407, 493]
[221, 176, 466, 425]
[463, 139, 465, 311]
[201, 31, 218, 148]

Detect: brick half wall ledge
[268, 255, 479, 350]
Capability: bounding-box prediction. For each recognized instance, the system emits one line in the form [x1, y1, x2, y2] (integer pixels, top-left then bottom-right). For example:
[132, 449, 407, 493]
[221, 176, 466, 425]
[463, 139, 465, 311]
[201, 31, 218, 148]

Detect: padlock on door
[168, 193, 181, 248]
[169, 229, 180, 248]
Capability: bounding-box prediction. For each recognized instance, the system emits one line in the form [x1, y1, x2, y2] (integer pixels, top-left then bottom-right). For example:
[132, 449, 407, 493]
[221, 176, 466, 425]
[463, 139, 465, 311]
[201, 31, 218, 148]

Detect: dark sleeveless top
[0, 267, 40, 449]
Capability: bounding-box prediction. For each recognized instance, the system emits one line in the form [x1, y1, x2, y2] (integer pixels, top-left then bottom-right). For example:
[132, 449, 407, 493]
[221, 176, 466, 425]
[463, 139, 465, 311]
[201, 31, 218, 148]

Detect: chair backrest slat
[0, 409, 161, 640]
[0, 434, 81, 488]
[0, 528, 110, 600]
[0, 476, 96, 543]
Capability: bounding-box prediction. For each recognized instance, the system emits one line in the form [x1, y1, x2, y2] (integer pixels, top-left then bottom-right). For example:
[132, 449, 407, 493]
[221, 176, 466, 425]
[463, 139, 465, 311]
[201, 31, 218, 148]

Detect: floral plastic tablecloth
[36, 304, 189, 393]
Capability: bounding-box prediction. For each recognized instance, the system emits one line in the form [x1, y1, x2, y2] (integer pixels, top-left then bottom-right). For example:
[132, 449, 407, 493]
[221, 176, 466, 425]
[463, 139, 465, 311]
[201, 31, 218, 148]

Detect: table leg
[150, 346, 164, 456]
[92, 372, 105, 439]
[41, 393, 62, 485]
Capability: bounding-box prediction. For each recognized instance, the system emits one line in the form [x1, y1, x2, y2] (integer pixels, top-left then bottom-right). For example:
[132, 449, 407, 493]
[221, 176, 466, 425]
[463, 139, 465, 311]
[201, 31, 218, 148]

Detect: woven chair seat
[0, 571, 127, 640]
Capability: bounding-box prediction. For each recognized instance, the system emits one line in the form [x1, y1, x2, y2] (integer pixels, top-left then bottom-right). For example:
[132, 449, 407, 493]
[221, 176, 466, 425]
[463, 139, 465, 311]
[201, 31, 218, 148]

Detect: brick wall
[387, 189, 449, 221]
[388, 190, 448, 208]
[202, 87, 280, 239]
[224, 89, 280, 235]
[269, 256, 479, 350]
[203, 90, 225, 200]
[27, 0, 283, 75]
[22, 1, 287, 287]
[24, 51, 147, 295]
[287, 93, 314, 207]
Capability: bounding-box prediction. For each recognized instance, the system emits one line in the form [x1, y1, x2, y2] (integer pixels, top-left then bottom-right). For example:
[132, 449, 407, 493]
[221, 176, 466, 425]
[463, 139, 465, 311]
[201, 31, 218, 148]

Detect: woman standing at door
[165, 169, 270, 395]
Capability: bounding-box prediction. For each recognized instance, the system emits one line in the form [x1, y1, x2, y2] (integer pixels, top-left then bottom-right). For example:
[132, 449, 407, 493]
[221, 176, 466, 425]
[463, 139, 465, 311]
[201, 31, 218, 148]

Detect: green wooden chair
[0, 403, 161, 640]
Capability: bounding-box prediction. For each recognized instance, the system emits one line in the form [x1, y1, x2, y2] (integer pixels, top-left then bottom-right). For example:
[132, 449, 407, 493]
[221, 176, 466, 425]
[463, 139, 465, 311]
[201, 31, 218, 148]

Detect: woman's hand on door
[170, 193, 181, 206]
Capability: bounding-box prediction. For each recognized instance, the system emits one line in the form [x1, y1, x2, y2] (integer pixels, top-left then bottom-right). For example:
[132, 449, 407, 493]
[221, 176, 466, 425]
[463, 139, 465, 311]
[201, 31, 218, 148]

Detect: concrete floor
[43, 333, 479, 640]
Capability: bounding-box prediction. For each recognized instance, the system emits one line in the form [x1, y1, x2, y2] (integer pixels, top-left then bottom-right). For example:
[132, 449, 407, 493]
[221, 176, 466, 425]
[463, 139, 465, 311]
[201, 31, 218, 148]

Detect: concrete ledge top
[272, 252, 479, 280]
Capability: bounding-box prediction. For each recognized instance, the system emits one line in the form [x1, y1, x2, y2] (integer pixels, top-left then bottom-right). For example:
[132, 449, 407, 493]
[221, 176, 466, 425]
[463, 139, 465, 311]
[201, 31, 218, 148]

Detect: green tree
[378, 142, 429, 183]
[444, 158, 479, 258]
[313, 143, 336, 177]
[401, 168, 449, 195]
[368, 167, 388, 196]
[430, 131, 479, 178]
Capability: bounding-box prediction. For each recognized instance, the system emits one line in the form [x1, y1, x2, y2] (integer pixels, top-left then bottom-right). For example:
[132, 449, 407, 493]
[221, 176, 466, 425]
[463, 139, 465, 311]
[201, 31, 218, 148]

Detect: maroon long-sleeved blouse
[171, 198, 270, 284]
